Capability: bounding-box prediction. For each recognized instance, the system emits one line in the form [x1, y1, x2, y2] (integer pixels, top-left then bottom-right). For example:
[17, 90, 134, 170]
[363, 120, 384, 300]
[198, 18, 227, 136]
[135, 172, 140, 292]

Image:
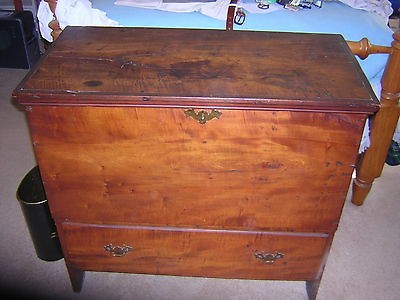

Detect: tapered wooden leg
[66, 263, 85, 292]
[306, 279, 320, 300]
[352, 171, 373, 206]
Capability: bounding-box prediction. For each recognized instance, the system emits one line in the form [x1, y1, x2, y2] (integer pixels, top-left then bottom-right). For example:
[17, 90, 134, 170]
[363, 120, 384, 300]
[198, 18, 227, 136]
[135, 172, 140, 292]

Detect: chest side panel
[28, 106, 365, 232]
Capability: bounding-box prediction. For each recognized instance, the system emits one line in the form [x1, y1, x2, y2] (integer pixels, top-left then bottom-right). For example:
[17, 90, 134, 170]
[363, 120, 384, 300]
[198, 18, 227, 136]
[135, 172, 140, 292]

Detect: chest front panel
[28, 106, 364, 232]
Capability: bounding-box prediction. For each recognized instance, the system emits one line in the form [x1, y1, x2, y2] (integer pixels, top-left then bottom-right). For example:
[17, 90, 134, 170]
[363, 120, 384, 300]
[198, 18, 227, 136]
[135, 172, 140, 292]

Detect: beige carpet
[0, 68, 399, 300]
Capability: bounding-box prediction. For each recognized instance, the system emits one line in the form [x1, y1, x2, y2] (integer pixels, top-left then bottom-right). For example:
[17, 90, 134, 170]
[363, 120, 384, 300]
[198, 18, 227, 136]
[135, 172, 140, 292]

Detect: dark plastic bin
[16, 166, 63, 261]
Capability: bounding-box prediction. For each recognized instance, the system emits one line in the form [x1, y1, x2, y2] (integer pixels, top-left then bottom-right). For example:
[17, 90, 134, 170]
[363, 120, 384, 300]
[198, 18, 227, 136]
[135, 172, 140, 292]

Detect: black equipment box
[0, 10, 41, 69]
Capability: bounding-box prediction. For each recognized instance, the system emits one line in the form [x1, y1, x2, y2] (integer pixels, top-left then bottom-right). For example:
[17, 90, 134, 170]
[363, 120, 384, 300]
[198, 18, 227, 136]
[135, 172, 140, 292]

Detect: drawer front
[29, 107, 365, 232]
[61, 223, 328, 281]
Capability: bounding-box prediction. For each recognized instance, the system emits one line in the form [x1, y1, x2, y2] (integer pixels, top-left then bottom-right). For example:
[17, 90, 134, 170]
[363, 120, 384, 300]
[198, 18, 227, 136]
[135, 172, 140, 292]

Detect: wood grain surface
[62, 222, 328, 281]
[16, 27, 378, 113]
[28, 106, 365, 232]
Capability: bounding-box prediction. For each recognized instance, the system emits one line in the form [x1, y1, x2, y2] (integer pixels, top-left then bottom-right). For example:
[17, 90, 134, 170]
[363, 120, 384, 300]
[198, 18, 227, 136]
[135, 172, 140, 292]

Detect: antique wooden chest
[13, 27, 378, 299]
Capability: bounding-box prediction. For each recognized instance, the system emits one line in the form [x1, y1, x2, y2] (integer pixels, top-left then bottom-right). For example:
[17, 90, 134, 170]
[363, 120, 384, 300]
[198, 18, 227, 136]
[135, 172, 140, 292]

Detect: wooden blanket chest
[13, 27, 378, 299]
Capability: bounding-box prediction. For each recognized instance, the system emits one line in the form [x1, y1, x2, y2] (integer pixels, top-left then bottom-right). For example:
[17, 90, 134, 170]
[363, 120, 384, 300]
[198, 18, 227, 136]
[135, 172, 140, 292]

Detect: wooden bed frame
[15, 0, 400, 206]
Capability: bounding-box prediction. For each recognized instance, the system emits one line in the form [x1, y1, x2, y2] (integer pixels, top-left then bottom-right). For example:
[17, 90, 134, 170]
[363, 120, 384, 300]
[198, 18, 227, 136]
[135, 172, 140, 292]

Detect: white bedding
[114, 0, 231, 20]
[38, 0, 118, 42]
[339, 0, 393, 19]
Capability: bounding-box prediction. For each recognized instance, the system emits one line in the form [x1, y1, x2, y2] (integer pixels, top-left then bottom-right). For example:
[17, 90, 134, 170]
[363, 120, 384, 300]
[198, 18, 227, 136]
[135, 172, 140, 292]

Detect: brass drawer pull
[104, 244, 133, 257]
[254, 251, 284, 264]
[184, 108, 222, 124]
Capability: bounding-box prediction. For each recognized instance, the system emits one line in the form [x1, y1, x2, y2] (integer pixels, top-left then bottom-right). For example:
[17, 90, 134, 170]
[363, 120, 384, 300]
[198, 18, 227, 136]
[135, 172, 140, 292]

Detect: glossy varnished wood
[13, 28, 380, 299]
[350, 32, 400, 205]
[27, 106, 365, 232]
[61, 223, 328, 281]
[347, 38, 392, 59]
[17, 27, 378, 113]
[41, 0, 400, 209]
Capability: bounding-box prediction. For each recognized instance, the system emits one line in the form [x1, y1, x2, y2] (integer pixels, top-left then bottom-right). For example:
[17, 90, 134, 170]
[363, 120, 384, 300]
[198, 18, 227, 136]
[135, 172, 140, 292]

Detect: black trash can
[16, 166, 63, 261]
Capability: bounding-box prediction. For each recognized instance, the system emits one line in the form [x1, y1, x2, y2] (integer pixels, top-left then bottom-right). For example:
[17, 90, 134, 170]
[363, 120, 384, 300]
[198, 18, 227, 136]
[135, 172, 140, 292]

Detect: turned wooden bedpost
[350, 31, 400, 206]
[13, 0, 23, 11]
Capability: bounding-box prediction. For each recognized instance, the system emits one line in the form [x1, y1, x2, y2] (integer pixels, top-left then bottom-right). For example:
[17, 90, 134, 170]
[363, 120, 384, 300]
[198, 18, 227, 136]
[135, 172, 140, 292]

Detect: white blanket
[38, 0, 118, 42]
[114, 0, 232, 20]
[339, 0, 393, 20]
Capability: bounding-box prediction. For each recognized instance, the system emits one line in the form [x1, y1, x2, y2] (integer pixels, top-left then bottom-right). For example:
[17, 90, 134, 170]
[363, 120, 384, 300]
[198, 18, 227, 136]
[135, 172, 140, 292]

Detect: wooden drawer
[61, 222, 329, 281]
[30, 107, 365, 232]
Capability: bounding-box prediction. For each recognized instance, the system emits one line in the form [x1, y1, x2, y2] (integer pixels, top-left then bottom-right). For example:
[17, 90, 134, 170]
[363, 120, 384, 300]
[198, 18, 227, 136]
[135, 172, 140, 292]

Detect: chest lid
[14, 27, 378, 113]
